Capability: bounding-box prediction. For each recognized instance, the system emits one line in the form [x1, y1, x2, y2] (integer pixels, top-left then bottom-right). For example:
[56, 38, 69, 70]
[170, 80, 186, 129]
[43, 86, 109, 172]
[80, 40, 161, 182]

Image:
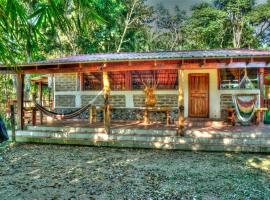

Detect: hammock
[35, 90, 103, 120]
[239, 68, 255, 89]
[233, 94, 258, 123]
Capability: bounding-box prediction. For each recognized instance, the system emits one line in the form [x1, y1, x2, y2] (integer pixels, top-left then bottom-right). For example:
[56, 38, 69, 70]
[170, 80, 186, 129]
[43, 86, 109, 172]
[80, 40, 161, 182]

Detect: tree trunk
[116, 0, 137, 52]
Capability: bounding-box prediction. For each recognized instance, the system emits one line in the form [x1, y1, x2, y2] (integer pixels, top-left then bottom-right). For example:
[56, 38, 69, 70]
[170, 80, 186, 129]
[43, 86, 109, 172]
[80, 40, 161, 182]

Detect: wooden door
[188, 74, 209, 118]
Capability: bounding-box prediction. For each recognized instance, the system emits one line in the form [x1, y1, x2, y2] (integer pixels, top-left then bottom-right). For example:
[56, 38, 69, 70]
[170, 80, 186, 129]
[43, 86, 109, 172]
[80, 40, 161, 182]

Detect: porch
[14, 118, 270, 153]
[3, 49, 270, 152]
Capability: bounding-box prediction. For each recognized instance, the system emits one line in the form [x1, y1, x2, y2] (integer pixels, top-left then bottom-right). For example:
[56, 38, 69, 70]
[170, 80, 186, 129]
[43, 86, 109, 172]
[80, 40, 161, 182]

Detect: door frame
[188, 73, 210, 118]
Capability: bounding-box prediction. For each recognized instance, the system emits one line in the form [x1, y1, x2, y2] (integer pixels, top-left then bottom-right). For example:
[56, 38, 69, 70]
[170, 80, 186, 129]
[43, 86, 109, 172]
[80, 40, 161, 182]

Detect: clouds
[147, 0, 209, 11]
[146, 0, 267, 12]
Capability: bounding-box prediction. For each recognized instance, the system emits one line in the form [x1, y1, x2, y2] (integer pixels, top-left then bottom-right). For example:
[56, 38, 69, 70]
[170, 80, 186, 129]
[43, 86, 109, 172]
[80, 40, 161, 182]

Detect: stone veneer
[81, 95, 126, 107]
[55, 73, 77, 91]
[54, 107, 179, 122]
[55, 95, 76, 107]
[133, 94, 178, 107]
[220, 94, 233, 119]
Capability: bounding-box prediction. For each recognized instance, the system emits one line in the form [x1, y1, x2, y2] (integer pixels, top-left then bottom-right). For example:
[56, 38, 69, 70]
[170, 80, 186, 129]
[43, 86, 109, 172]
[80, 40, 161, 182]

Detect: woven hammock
[35, 90, 103, 120]
[239, 68, 255, 89]
[233, 94, 257, 123]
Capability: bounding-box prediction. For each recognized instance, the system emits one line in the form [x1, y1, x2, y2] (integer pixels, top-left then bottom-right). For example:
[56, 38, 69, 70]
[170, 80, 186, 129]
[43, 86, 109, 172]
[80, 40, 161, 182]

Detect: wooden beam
[10, 105, 16, 142]
[125, 71, 132, 90]
[79, 73, 83, 91]
[259, 68, 265, 107]
[16, 74, 24, 130]
[178, 70, 185, 136]
[103, 71, 111, 134]
[38, 81, 43, 124]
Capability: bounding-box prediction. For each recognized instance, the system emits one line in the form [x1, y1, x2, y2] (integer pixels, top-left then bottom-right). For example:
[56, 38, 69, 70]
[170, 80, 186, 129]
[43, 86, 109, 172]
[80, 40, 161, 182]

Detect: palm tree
[0, 0, 104, 65]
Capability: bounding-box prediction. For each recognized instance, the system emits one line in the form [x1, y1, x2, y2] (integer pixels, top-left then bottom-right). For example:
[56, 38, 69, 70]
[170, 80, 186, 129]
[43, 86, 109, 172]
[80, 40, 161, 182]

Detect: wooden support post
[32, 108, 36, 126]
[178, 70, 185, 136]
[38, 81, 43, 124]
[16, 74, 24, 130]
[103, 71, 111, 134]
[32, 93, 37, 126]
[89, 105, 97, 124]
[10, 105, 16, 142]
[143, 109, 149, 124]
[166, 110, 170, 126]
[259, 68, 264, 122]
[89, 105, 93, 124]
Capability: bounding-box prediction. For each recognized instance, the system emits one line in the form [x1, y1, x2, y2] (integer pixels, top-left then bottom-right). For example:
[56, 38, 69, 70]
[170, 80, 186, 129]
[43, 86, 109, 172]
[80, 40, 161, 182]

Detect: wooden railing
[7, 100, 53, 126]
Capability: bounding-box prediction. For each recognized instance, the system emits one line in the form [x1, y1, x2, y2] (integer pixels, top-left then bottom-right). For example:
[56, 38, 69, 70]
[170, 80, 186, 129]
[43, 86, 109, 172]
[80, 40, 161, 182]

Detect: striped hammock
[35, 90, 103, 120]
[232, 95, 257, 123]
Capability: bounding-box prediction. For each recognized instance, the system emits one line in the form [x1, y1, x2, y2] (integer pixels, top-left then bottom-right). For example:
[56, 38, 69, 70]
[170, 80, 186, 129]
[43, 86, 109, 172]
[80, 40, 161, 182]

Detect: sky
[146, 0, 267, 12]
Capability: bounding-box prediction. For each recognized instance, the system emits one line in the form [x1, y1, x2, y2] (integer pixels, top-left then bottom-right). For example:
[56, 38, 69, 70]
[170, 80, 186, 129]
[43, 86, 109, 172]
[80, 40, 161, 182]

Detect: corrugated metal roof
[5, 49, 270, 67]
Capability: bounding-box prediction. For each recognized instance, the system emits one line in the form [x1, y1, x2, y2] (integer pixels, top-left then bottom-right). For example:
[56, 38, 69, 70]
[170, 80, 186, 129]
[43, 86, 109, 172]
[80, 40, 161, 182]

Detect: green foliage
[1, 0, 270, 64]
[184, 3, 229, 49]
[0, 74, 15, 126]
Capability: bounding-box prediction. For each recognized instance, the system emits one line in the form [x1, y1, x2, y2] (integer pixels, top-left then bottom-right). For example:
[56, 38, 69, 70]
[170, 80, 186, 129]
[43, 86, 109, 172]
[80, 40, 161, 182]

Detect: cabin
[1, 49, 270, 152]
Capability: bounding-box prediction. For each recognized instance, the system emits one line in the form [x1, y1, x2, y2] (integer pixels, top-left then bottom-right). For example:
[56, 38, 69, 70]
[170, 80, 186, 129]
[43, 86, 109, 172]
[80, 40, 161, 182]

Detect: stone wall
[111, 108, 179, 121]
[55, 95, 76, 107]
[81, 95, 103, 107]
[54, 108, 179, 122]
[220, 94, 233, 119]
[81, 95, 126, 107]
[133, 94, 178, 107]
[55, 73, 77, 91]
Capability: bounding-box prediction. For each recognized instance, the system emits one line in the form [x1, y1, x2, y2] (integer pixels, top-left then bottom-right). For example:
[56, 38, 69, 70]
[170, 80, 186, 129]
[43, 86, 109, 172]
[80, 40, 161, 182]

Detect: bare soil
[0, 143, 269, 200]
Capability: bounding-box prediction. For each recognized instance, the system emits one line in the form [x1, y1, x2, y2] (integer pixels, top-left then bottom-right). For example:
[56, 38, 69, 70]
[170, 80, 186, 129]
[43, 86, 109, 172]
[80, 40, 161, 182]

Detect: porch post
[178, 69, 185, 136]
[16, 73, 24, 130]
[103, 71, 111, 134]
[259, 68, 265, 122]
[38, 81, 43, 124]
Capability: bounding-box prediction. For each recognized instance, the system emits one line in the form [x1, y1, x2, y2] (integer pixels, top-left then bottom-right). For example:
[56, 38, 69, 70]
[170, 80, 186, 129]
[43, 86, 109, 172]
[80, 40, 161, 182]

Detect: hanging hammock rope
[35, 90, 103, 120]
[233, 94, 258, 123]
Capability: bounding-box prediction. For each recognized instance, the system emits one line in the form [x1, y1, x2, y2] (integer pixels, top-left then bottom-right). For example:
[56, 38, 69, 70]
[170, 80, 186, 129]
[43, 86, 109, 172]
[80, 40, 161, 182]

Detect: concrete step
[111, 128, 177, 136]
[15, 134, 270, 153]
[16, 130, 270, 146]
[26, 126, 177, 136]
[185, 119, 224, 128]
[23, 126, 270, 140]
[26, 125, 105, 133]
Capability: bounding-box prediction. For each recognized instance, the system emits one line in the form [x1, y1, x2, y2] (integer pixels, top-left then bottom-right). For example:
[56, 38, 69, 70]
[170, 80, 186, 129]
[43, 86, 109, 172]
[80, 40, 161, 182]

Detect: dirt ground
[0, 144, 270, 200]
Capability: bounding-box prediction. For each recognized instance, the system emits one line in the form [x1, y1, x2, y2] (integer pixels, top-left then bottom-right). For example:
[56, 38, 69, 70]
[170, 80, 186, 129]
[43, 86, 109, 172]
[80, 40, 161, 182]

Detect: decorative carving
[140, 73, 158, 107]
[144, 86, 157, 107]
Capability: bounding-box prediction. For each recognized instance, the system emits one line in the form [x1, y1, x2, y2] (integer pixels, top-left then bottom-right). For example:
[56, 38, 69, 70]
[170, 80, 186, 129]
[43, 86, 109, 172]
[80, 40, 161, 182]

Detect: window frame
[131, 70, 178, 90]
[218, 68, 259, 90]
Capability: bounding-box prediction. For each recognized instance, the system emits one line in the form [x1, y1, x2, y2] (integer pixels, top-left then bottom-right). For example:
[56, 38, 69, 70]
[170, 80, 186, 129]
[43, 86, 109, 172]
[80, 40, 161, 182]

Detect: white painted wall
[182, 69, 260, 119]
[54, 71, 260, 119]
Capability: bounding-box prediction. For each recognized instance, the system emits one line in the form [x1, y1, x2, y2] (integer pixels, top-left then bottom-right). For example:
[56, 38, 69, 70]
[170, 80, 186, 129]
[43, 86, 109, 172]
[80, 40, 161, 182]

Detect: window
[109, 72, 127, 90]
[82, 70, 179, 91]
[83, 73, 102, 90]
[83, 72, 128, 91]
[131, 70, 178, 90]
[219, 68, 258, 89]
